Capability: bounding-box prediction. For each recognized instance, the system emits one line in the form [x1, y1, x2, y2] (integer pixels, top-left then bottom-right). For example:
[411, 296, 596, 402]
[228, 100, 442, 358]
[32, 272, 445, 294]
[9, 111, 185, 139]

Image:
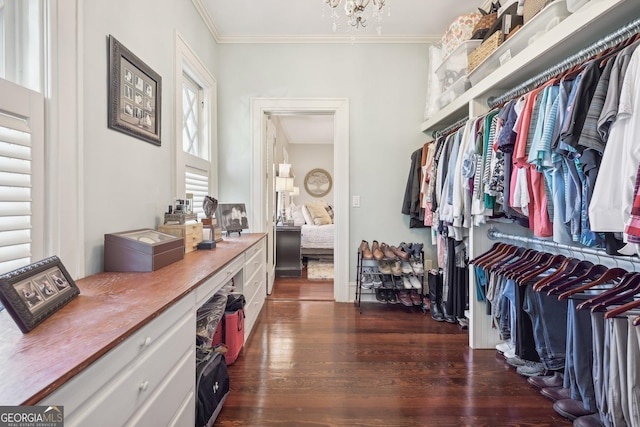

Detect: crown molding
[192, 0, 221, 43]
[215, 34, 440, 44]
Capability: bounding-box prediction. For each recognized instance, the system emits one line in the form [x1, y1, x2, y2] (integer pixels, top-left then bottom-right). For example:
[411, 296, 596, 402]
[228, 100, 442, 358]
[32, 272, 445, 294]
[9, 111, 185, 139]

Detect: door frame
[250, 98, 350, 302]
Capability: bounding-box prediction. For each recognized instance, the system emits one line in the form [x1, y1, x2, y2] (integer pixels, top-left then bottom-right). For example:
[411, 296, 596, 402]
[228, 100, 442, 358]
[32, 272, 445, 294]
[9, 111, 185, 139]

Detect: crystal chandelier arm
[325, 0, 342, 8]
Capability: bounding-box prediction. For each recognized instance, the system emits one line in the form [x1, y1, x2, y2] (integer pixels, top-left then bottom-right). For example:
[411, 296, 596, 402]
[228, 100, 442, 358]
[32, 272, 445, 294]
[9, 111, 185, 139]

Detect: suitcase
[222, 308, 245, 365]
[195, 349, 230, 427]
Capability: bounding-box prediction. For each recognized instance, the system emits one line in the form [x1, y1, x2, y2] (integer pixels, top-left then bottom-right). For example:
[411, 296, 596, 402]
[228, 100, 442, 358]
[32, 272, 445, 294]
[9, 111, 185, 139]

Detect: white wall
[288, 144, 334, 206]
[82, 1, 219, 274]
[217, 43, 436, 279]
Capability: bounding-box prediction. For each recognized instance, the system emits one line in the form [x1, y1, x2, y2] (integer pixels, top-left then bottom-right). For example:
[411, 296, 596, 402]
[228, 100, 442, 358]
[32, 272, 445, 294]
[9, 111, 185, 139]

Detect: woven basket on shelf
[471, 12, 498, 39]
[524, 0, 552, 23]
[468, 30, 504, 73]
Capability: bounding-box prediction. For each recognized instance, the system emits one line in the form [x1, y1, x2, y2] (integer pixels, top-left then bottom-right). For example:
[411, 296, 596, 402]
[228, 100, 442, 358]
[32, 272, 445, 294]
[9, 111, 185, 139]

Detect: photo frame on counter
[215, 203, 249, 233]
[108, 35, 162, 146]
[0, 256, 80, 333]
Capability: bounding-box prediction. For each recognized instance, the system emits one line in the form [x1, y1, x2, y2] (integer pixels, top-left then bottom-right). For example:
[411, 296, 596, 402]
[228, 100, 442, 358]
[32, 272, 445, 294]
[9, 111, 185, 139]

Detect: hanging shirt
[590, 48, 640, 233]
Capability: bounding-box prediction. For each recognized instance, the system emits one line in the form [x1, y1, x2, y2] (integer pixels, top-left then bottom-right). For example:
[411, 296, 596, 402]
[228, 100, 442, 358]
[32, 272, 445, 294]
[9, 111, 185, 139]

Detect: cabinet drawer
[124, 348, 195, 427]
[246, 238, 265, 261]
[168, 388, 196, 427]
[40, 294, 194, 413]
[243, 264, 265, 305]
[244, 251, 264, 288]
[195, 255, 244, 305]
[45, 310, 195, 427]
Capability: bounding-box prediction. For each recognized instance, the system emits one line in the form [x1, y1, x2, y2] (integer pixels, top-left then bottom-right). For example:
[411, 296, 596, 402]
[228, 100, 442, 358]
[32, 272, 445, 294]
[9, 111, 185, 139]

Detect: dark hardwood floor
[269, 264, 334, 301]
[216, 275, 570, 426]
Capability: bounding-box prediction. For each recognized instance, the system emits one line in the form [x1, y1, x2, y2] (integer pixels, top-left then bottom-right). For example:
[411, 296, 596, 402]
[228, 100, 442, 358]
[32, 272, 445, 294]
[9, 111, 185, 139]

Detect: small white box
[437, 77, 471, 109]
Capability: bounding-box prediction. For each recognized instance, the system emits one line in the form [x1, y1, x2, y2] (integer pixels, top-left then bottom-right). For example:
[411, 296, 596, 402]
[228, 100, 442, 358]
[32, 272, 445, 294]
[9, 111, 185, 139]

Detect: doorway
[250, 98, 349, 302]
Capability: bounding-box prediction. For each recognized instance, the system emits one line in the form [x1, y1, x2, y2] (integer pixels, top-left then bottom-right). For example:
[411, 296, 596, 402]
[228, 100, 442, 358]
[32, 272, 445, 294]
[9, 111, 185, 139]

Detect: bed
[300, 223, 334, 260]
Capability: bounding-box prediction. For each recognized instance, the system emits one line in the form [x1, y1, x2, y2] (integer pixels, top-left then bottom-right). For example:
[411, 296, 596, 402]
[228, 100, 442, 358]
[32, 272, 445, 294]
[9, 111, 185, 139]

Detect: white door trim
[250, 98, 350, 302]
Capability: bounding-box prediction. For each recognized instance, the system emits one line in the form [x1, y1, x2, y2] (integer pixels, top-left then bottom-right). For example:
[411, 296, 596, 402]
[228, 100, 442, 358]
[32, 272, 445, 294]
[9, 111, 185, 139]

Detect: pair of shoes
[375, 288, 398, 303]
[397, 290, 413, 306]
[410, 258, 424, 274]
[553, 399, 596, 421]
[380, 243, 398, 260]
[400, 242, 424, 258]
[495, 341, 514, 355]
[390, 245, 410, 260]
[574, 414, 605, 427]
[528, 372, 563, 389]
[371, 240, 384, 261]
[516, 361, 546, 377]
[401, 274, 421, 289]
[401, 261, 413, 274]
[360, 240, 373, 260]
[506, 356, 526, 368]
[409, 290, 422, 305]
[378, 260, 392, 274]
[360, 272, 373, 289]
[541, 386, 571, 402]
[381, 275, 394, 289]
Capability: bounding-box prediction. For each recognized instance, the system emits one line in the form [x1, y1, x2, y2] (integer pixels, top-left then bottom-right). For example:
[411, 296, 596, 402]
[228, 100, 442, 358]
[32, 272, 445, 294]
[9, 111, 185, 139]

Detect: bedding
[301, 224, 334, 250]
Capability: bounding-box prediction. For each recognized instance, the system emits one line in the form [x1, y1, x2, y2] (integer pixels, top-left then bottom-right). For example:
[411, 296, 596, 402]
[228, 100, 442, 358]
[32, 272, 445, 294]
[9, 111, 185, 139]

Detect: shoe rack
[354, 246, 427, 314]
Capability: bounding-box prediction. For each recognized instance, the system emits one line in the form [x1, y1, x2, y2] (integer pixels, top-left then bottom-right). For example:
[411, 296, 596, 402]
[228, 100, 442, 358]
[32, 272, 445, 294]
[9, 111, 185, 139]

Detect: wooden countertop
[0, 234, 265, 406]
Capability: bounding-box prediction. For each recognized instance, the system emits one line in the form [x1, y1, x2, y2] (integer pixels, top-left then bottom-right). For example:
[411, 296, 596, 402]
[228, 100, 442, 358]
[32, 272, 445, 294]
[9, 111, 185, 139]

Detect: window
[0, 0, 44, 93]
[0, 79, 44, 275]
[175, 34, 216, 219]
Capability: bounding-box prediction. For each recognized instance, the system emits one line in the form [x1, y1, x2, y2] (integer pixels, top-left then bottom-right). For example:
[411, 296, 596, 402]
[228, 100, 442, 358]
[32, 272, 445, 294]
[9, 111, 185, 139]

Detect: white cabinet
[40, 295, 196, 427]
[37, 236, 267, 426]
[240, 238, 266, 341]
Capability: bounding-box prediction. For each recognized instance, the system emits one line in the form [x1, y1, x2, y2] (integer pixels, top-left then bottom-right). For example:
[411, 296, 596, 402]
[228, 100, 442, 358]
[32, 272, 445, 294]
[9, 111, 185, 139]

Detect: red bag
[222, 308, 245, 365]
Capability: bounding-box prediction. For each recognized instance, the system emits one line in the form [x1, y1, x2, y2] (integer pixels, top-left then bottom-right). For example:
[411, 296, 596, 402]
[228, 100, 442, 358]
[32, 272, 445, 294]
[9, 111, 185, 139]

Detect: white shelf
[421, 0, 640, 135]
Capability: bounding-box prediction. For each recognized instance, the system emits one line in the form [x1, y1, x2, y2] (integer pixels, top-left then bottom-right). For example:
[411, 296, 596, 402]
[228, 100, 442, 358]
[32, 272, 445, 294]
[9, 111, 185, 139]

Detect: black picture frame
[108, 35, 162, 146]
[215, 203, 249, 233]
[0, 256, 80, 333]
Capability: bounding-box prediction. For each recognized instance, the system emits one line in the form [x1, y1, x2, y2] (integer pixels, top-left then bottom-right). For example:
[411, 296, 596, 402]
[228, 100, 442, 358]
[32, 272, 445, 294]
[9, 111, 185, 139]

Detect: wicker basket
[524, 0, 552, 23]
[471, 12, 498, 39]
[468, 30, 504, 73]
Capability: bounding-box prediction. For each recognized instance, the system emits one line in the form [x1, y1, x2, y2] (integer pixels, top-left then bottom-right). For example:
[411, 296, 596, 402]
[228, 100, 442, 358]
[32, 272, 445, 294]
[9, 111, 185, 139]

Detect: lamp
[275, 176, 294, 225]
[323, 0, 390, 34]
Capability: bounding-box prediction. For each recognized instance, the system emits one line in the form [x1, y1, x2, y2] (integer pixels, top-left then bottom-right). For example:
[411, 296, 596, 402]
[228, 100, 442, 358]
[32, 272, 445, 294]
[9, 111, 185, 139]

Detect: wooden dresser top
[0, 234, 265, 405]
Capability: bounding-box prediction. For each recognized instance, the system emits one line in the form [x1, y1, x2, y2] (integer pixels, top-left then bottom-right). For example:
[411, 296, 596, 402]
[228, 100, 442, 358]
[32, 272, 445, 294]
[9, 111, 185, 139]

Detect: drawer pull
[140, 336, 152, 347]
[138, 380, 149, 391]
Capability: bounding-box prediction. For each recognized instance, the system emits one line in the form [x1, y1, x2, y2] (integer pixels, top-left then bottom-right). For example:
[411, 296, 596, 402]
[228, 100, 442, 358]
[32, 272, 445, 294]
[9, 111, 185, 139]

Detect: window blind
[185, 167, 209, 219]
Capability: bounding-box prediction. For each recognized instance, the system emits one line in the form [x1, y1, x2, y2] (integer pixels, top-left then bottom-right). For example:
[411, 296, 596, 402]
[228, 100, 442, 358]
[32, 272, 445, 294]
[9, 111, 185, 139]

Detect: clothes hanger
[494, 249, 541, 277]
[514, 253, 567, 285]
[531, 257, 580, 292]
[503, 251, 550, 279]
[476, 244, 519, 269]
[535, 260, 594, 293]
[543, 262, 609, 295]
[557, 267, 628, 300]
[575, 273, 640, 312]
[488, 246, 528, 273]
[469, 242, 507, 265]
[603, 296, 640, 319]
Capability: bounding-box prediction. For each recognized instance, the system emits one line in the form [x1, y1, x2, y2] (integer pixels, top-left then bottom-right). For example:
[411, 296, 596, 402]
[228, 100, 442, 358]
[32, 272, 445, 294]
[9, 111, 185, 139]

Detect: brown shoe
[553, 398, 596, 421]
[371, 240, 384, 260]
[409, 290, 422, 305]
[381, 243, 397, 260]
[541, 386, 571, 402]
[360, 240, 373, 259]
[391, 245, 410, 260]
[528, 372, 563, 390]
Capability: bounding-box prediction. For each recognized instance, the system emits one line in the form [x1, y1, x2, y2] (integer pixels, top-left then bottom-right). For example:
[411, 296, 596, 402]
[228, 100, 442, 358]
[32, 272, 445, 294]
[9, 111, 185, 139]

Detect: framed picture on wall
[108, 35, 162, 146]
[0, 256, 80, 333]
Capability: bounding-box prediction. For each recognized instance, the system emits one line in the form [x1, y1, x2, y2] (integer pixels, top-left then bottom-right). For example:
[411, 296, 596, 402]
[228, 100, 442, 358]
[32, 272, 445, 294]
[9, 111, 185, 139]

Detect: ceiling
[195, 0, 484, 43]
[271, 115, 334, 145]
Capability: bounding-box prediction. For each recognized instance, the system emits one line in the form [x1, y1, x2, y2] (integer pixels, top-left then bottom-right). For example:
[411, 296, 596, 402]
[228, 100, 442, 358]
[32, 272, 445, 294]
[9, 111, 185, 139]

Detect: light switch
[352, 195, 360, 208]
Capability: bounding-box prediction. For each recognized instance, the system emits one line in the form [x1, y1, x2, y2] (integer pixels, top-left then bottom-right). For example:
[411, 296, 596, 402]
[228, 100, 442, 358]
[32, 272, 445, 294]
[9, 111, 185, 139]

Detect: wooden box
[157, 223, 203, 254]
[104, 229, 184, 272]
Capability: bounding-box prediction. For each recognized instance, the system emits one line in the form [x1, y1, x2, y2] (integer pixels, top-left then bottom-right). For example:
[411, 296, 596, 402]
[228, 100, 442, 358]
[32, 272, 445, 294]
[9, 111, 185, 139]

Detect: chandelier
[324, 0, 390, 35]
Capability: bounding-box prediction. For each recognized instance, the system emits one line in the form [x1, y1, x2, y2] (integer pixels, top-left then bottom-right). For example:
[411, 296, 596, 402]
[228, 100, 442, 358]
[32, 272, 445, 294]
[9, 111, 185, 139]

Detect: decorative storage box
[158, 222, 203, 254]
[104, 229, 184, 272]
[441, 12, 482, 60]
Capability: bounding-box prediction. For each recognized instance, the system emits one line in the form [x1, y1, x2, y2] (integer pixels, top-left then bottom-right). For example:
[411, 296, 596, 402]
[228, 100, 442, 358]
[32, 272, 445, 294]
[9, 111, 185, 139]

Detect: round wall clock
[304, 168, 332, 198]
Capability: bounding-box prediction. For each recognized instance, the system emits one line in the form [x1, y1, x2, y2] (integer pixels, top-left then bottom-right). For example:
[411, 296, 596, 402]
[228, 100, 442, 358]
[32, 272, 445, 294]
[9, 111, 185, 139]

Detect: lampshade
[275, 176, 294, 193]
[292, 186, 300, 197]
[278, 163, 293, 178]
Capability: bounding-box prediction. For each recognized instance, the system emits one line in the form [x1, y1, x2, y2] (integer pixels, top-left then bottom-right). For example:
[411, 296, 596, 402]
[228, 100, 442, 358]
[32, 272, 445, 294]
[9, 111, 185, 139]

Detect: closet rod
[432, 116, 468, 138]
[487, 16, 640, 108]
[487, 227, 639, 264]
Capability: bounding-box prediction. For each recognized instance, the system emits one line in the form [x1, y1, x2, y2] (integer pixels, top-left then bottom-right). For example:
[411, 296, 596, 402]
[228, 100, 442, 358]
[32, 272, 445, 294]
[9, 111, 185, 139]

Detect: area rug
[307, 260, 334, 280]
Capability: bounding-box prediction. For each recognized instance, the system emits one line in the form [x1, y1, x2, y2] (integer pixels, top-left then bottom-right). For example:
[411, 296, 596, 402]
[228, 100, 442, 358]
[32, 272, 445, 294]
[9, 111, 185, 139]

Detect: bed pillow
[325, 203, 334, 223]
[301, 204, 314, 225]
[305, 202, 332, 226]
[290, 203, 306, 226]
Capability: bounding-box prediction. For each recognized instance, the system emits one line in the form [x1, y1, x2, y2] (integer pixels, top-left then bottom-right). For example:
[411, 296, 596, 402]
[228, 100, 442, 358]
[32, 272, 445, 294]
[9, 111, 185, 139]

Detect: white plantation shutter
[0, 78, 44, 275]
[185, 167, 209, 219]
